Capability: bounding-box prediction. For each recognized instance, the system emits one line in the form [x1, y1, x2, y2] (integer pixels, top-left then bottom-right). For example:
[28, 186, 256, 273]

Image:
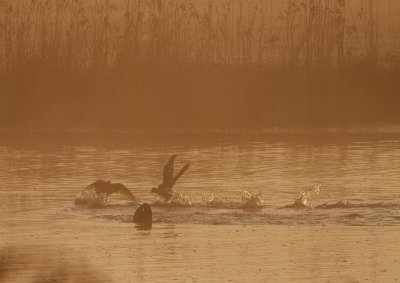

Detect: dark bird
[133, 203, 152, 224]
[85, 180, 136, 201]
[151, 154, 190, 201]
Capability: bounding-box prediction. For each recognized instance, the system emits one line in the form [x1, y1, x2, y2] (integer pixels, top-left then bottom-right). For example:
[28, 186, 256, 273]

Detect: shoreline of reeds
[1, 0, 399, 71]
[0, 0, 399, 129]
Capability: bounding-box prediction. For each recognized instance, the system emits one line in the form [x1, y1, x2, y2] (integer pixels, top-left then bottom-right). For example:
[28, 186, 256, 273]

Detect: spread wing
[111, 183, 136, 201]
[163, 154, 177, 186]
[173, 163, 190, 184]
[85, 180, 107, 190]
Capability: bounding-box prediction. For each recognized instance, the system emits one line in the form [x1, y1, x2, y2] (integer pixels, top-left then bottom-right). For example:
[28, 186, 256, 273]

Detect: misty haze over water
[1, 1, 400, 282]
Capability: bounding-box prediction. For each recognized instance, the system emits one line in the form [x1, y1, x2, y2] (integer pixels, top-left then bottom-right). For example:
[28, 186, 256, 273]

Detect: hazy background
[0, 0, 400, 130]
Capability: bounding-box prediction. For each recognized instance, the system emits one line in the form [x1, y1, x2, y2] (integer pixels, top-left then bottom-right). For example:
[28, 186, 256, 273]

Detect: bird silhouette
[151, 154, 190, 201]
[133, 203, 152, 224]
[85, 180, 136, 201]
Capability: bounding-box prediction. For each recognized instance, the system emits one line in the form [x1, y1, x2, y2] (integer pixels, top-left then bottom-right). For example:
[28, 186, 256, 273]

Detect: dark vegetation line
[0, 0, 399, 129]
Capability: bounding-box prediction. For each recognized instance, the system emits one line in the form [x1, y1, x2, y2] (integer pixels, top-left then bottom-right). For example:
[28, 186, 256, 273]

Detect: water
[1, 131, 400, 282]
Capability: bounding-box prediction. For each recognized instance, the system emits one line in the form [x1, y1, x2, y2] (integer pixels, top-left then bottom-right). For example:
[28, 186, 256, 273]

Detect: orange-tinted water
[1, 132, 400, 282]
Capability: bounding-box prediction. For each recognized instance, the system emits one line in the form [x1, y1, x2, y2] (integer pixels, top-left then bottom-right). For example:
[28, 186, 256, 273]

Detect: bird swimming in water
[133, 203, 152, 225]
[81, 180, 136, 202]
[151, 154, 190, 201]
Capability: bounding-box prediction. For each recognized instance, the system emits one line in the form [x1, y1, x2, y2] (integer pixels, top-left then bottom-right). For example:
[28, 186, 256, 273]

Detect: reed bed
[0, 0, 399, 72]
[0, 0, 400, 129]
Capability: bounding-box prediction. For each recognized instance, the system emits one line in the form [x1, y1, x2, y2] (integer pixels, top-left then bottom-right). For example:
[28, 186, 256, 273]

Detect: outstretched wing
[85, 180, 113, 195]
[173, 162, 190, 185]
[163, 154, 177, 186]
[111, 183, 136, 201]
[85, 180, 107, 190]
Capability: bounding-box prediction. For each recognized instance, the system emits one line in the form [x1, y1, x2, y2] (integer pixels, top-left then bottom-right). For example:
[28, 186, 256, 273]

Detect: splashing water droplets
[199, 193, 226, 207]
[241, 190, 264, 209]
[292, 184, 322, 209]
[74, 187, 109, 207]
[153, 190, 264, 209]
[167, 191, 193, 206]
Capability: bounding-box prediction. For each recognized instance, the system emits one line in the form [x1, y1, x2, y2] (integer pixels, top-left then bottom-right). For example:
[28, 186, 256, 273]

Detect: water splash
[152, 191, 193, 207]
[167, 191, 193, 206]
[74, 187, 108, 207]
[284, 184, 322, 209]
[153, 190, 264, 209]
[241, 191, 264, 209]
[154, 191, 226, 207]
[199, 193, 226, 207]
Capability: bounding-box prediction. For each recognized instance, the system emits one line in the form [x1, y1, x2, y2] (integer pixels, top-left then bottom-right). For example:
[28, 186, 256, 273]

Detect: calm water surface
[1, 132, 400, 282]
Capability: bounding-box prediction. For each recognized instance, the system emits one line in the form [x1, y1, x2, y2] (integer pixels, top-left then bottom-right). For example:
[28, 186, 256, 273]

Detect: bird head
[151, 187, 157, 193]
